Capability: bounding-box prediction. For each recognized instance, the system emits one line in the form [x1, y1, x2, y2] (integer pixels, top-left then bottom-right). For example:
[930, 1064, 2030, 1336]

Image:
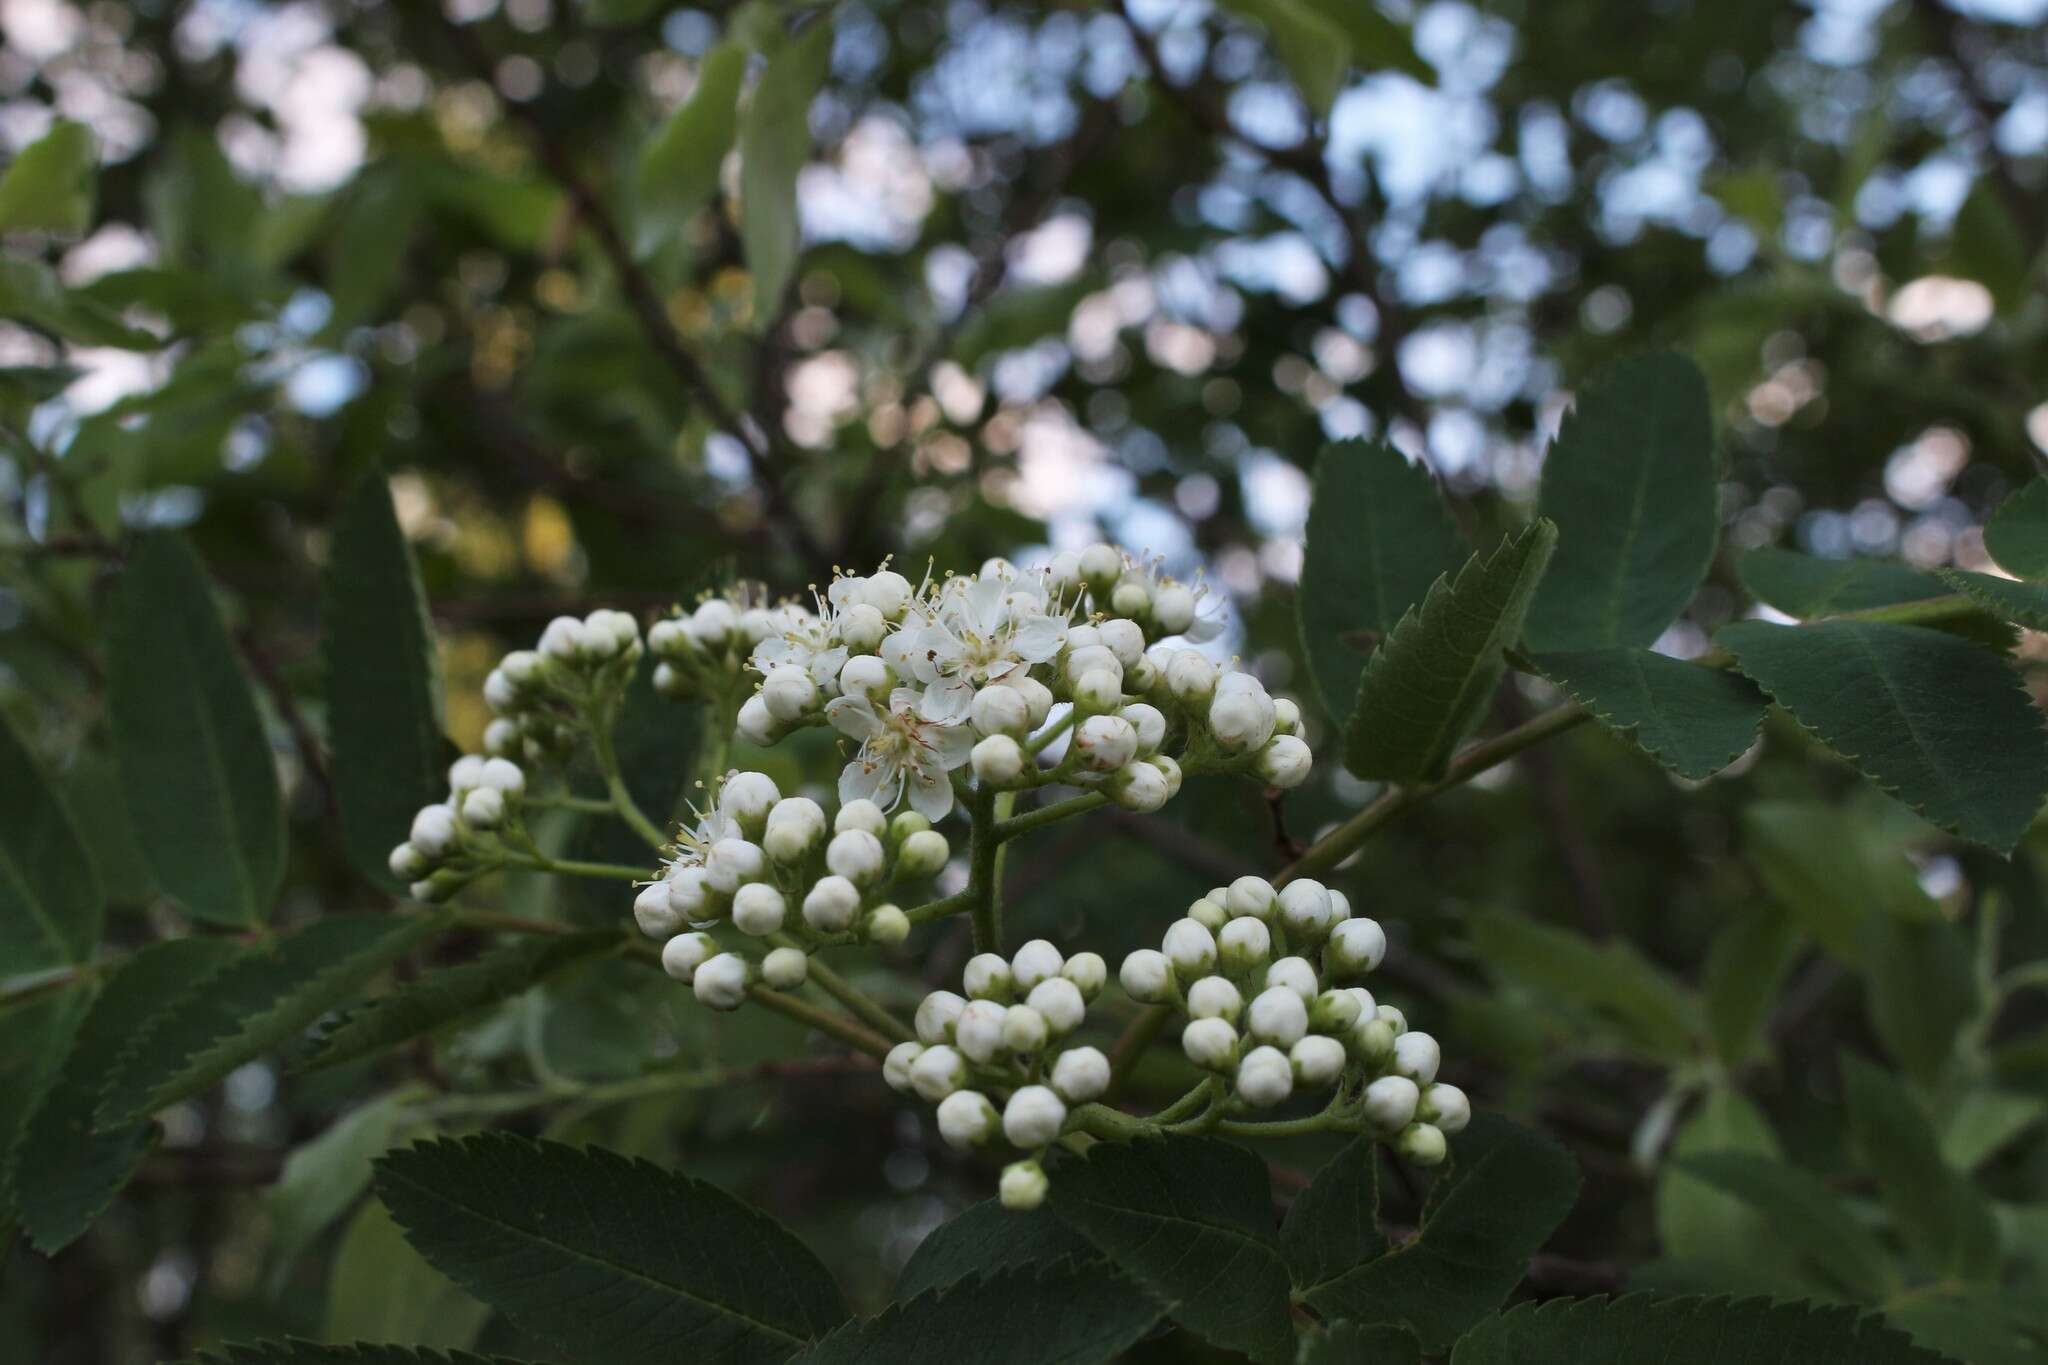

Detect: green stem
[905, 888, 977, 925]
[747, 984, 894, 1057]
[505, 855, 649, 883]
[592, 725, 669, 853]
[995, 790, 1109, 843]
[526, 794, 619, 814]
[1025, 708, 1079, 757]
[967, 784, 1002, 953]
[794, 948, 914, 1042]
[1105, 1004, 1173, 1100]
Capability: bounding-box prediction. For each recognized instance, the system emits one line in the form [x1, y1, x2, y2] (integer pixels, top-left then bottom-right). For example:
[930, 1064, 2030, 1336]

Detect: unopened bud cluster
[390, 755, 532, 901]
[882, 938, 1111, 1210]
[1120, 875, 1469, 1166]
[479, 609, 646, 764]
[637, 770, 951, 1011]
[646, 582, 800, 711]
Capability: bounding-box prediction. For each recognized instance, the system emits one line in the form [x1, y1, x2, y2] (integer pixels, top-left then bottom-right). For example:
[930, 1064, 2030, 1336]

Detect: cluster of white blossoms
[646, 581, 788, 705]
[880, 938, 1112, 1212]
[389, 755, 531, 901]
[634, 770, 951, 1010]
[1120, 874, 1470, 1167]
[479, 608, 646, 763]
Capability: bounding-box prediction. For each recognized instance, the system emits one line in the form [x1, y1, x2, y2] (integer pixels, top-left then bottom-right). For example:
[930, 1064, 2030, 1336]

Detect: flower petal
[906, 764, 955, 821]
[826, 694, 882, 740]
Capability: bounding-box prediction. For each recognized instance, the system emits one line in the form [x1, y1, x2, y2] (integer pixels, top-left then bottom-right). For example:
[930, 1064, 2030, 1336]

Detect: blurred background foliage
[2, 0, 2047, 1360]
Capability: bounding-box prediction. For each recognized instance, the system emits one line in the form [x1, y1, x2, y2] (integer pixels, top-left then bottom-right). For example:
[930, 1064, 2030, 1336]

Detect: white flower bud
[1326, 918, 1387, 978]
[1291, 1035, 1347, 1087]
[862, 904, 910, 944]
[1072, 668, 1124, 714]
[652, 662, 684, 696]
[477, 758, 525, 796]
[971, 734, 1025, 786]
[916, 990, 968, 1045]
[1064, 643, 1120, 687]
[647, 618, 684, 657]
[1182, 1017, 1240, 1071]
[388, 842, 429, 881]
[1399, 1122, 1448, 1167]
[460, 786, 505, 829]
[1026, 977, 1086, 1036]
[483, 718, 521, 757]
[1010, 939, 1065, 992]
[448, 755, 488, 792]
[1119, 949, 1173, 1003]
[718, 772, 781, 831]
[954, 999, 1009, 1064]
[1247, 986, 1309, 1048]
[1210, 675, 1277, 752]
[760, 665, 819, 723]
[1187, 896, 1228, 932]
[802, 874, 860, 933]
[693, 952, 750, 1010]
[704, 838, 765, 895]
[483, 669, 519, 713]
[1060, 952, 1107, 1001]
[409, 804, 458, 858]
[1327, 887, 1352, 924]
[689, 599, 737, 647]
[1187, 975, 1243, 1023]
[1277, 881, 1333, 941]
[1393, 1031, 1441, 1085]
[971, 684, 1031, 738]
[865, 570, 913, 619]
[408, 878, 442, 903]
[1098, 617, 1146, 668]
[938, 1090, 1000, 1150]
[1015, 676, 1055, 727]
[1363, 1075, 1420, 1132]
[1272, 697, 1302, 735]
[826, 829, 886, 885]
[838, 654, 893, 702]
[839, 602, 887, 652]
[1049, 1046, 1111, 1104]
[1001, 1160, 1049, 1211]
[1109, 759, 1171, 813]
[1219, 917, 1272, 973]
[763, 799, 826, 864]
[539, 615, 587, 661]
[761, 945, 809, 989]
[1310, 988, 1364, 1035]
[1377, 1004, 1408, 1034]
[1124, 652, 1160, 693]
[635, 883, 683, 938]
[1078, 543, 1123, 588]
[897, 829, 951, 880]
[910, 1044, 967, 1102]
[1151, 753, 1183, 797]
[665, 865, 710, 920]
[1352, 1018, 1397, 1068]
[1003, 1085, 1068, 1147]
[1237, 1045, 1294, 1108]
[1258, 734, 1314, 788]
[731, 882, 786, 936]
[1120, 703, 1167, 755]
[1163, 919, 1218, 975]
[883, 1040, 924, 1093]
[1266, 956, 1321, 1002]
[736, 695, 780, 746]
[1153, 584, 1197, 636]
[500, 650, 541, 687]
[661, 930, 716, 982]
[1419, 1082, 1471, 1133]
[835, 799, 888, 837]
[1002, 1004, 1050, 1054]
[1165, 650, 1216, 706]
[1226, 876, 1277, 921]
[963, 952, 1013, 1001]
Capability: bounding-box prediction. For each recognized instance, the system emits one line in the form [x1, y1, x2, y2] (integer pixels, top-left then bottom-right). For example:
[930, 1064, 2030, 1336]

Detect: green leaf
[1449, 1293, 1959, 1364]
[299, 932, 617, 1072]
[896, 1199, 1103, 1301]
[1281, 1136, 1388, 1298]
[96, 914, 435, 1126]
[1940, 1090, 2046, 1171]
[187, 1346, 528, 1365]
[0, 119, 95, 234]
[324, 473, 445, 893]
[1841, 1056, 1999, 1282]
[0, 254, 156, 347]
[1470, 913, 1700, 1062]
[739, 19, 831, 325]
[1742, 799, 1934, 965]
[374, 1133, 848, 1365]
[1218, 0, 1352, 114]
[1296, 1115, 1580, 1352]
[1295, 1321, 1423, 1365]
[14, 937, 243, 1252]
[0, 713, 102, 970]
[108, 533, 286, 927]
[1524, 353, 1717, 652]
[1654, 1090, 1788, 1285]
[325, 1200, 492, 1350]
[1676, 1153, 1897, 1300]
[0, 985, 91, 1225]
[1526, 648, 1764, 779]
[1884, 1288, 2048, 1365]
[1298, 440, 1467, 729]
[793, 1260, 1166, 1365]
[1345, 519, 1558, 781]
[1936, 568, 2048, 631]
[1048, 1133, 1295, 1364]
[1943, 180, 2033, 312]
[633, 41, 747, 257]
[1717, 620, 2048, 852]
[1297, 1, 1430, 81]
[323, 167, 422, 335]
[1738, 549, 1949, 617]
[1701, 903, 1800, 1070]
[1862, 910, 1975, 1087]
[265, 1089, 426, 1273]
[1984, 479, 2048, 580]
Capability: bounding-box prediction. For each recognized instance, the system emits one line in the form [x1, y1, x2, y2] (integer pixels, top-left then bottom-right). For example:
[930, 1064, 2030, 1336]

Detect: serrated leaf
[1299, 1115, 1580, 1352]
[1281, 1136, 1388, 1297]
[325, 1199, 492, 1350]
[1524, 354, 1716, 652]
[1218, 0, 1352, 114]
[739, 19, 831, 325]
[108, 533, 285, 926]
[1449, 1293, 1960, 1364]
[0, 713, 102, 970]
[795, 1259, 1165, 1365]
[896, 1199, 1102, 1301]
[0, 119, 96, 234]
[1984, 479, 2048, 580]
[96, 914, 435, 1127]
[324, 472, 445, 893]
[1936, 568, 2048, 631]
[1738, 548, 1950, 617]
[374, 1133, 848, 1365]
[184, 1344, 530, 1365]
[1346, 520, 1557, 781]
[1527, 648, 1764, 778]
[1676, 1153, 1897, 1300]
[1295, 1320, 1423, 1365]
[633, 41, 746, 258]
[1049, 1133, 1295, 1364]
[0, 985, 91, 1226]
[1718, 619, 2048, 852]
[1470, 913, 1700, 1061]
[1841, 1056, 1999, 1283]
[14, 937, 243, 1251]
[300, 932, 617, 1072]
[1298, 440, 1467, 729]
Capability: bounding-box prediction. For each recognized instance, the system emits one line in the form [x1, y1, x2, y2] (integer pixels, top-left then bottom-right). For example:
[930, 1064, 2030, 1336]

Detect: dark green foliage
[0, 712, 102, 970]
[895, 1199, 1104, 1300]
[1840, 1058, 1999, 1283]
[1737, 548, 1949, 616]
[1984, 480, 2048, 579]
[1449, 1294, 1961, 1364]
[1527, 649, 1765, 778]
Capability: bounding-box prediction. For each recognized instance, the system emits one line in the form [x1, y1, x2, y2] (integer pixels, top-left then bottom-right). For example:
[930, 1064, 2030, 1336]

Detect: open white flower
[1122, 553, 1225, 643]
[900, 569, 1070, 723]
[749, 599, 849, 688]
[826, 686, 975, 819]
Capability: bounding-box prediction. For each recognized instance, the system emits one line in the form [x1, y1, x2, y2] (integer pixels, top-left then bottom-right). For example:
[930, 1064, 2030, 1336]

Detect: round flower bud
[963, 952, 1013, 1002]
[1120, 703, 1167, 755]
[760, 665, 818, 723]
[1077, 543, 1123, 589]
[719, 772, 781, 832]
[840, 602, 887, 652]
[1399, 1122, 1448, 1167]
[802, 875, 861, 933]
[660, 931, 716, 982]
[1352, 1018, 1397, 1068]
[1151, 753, 1184, 797]
[500, 650, 542, 687]
[1209, 675, 1276, 752]
[736, 695, 781, 746]
[763, 798, 827, 864]
[1109, 759, 1171, 813]
[665, 865, 711, 920]
[1219, 917, 1272, 973]
[409, 804, 458, 858]
[865, 569, 913, 619]
[761, 946, 809, 990]
[897, 829, 951, 880]
[1003, 1085, 1069, 1148]
[1237, 1045, 1294, 1108]
[862, 904, 910, 944]
[1163, 919, 1218, 976]
[971, 684, 1031, 738]
[915, 990, 968, 1045]
[1015, 676, 1055, 727]
[1051, 1046, 1111, 1104]
[1310, 988, 1364, 1035]
[1165, 651, 1216, 707]
[1010, 939, 1065, 992]
[1258, 734, 1314, 788]
[1187, 975, 1243, 1023]
[1182, 1017, 1240, 1071]
[835, 799, 888, 837]
[693, 952, 750, 1010]
[704, 838, 766, 895]
[647, 617, 684, 656]
[731, 882, 787, 936]
[1272, 697, 1302, 736]
[1247, 986, 1310, 1048]
[635, 883, 683, 938]
[1002, 1004, 1050, 1054]
[883, 1040, 924, 1093]
[1327, 888, 1352, 925]
[539, 615, 587, 660]
[1265, 956, 1320, 1003]
[1026, 978, 1086, 1037]
[910, 1044, 967, 1102]
[937, 1090, 1000, 1151]
[1326, 918, 1388, 978]
[1153, 585, 1197, 636]
[971, 734, 1025, 786]
[1363, 1074, 1420, 1133]
[890, 809, 930, 844]
[839, 654, 893, 702]
[1392, 1031, 1441, 1086]
[1072, 668, 1124, 714]
[1291, 1034, 1347, 1087]
[474, 757, 523, 796]
[1120, 949, 1173, 1003]
[482, 670, 519, 713]
[1110, 578, 1152, 620]
[1419, 1082, 1471, 1133]
[483, 718, 521, 757]
[1187, 896, 1228, 933]
[1061, 952, 1108, 1002]
[1377, 1004, 1408, 1034]
[652, 661, 684, 697]
[460, 786, 505, 829]
[1098, 617, 1146, 668]
[448, 755, 488, 792]
[1226, 876, 1277, 921]
[389, 842, 429, 881]
[827, 829, 886, 885]
[689, 599, 737, 647]
[954, 999, 1009, 1064]
[1001, 1160, 1049, 1211]
[1277, 881, 1333, 941]
[1125, 652, 1160, 693]
[1063, 642, 1120, 686]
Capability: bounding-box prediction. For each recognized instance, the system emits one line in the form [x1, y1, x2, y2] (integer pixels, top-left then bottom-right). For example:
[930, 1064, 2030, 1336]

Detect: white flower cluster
[646, 581, 791, 705]
[635, 770, 951, 1011]
[1120, 875, 1470, 1167]
[880, 938, 1111, 1211]
[389, 755, 531, 901]
[479, 609, 646, 763]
